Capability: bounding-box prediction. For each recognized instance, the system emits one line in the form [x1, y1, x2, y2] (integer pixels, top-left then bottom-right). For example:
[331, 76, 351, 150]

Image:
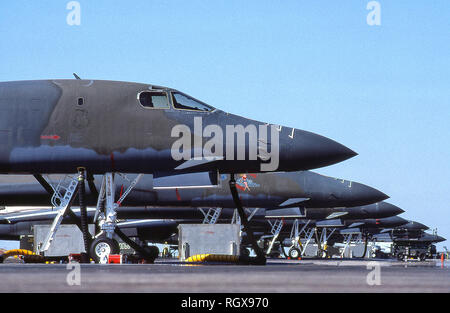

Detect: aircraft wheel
[288, 247, 301, 259]
[419, 253, 426, 261]
[90, 236, 120, 263]
[240, 247, 250, 258]
[142, 245, 159, 260]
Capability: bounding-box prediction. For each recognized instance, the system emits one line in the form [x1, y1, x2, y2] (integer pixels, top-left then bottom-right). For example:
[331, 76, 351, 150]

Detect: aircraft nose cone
[304, 174, 389, 208]
[380, 216, 409, 228]
[378, 202, 404, 217]
[282, 129, 357, 171]
[407, 221, 429, 231]
[346, 182, 389, 206]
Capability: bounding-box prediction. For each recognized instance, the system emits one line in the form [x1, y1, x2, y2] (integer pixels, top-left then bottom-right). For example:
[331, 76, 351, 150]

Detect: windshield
[171, 92, 214, 112]
[139, 91, 169, 109]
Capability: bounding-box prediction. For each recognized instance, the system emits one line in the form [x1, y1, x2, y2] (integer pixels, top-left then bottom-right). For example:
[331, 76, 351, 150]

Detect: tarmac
[0, 258, 449, 293]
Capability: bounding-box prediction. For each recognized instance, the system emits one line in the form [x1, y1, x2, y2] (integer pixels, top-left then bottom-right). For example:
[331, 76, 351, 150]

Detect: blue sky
[0, 1, 449, 250]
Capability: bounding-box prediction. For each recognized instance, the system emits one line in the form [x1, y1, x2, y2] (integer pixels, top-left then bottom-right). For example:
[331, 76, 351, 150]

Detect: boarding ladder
[340, 232, 363, 258]
[39, 175, 79, 254]
[289, 219, 310, 249]
[301, 227, 316, 256]
[200, 208, 222, 224]
[266, 219, 284, 255]
[318, 228, 337, 258]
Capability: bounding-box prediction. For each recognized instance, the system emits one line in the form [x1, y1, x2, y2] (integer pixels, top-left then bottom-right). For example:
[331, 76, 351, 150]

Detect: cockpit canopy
[138, 91, 169, 109]
[138, 89, 214, 112]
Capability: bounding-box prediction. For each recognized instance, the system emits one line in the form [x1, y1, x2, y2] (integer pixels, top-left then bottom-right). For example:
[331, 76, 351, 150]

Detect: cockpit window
[138, 91, 169, 109]
[171, 92, 214, 112]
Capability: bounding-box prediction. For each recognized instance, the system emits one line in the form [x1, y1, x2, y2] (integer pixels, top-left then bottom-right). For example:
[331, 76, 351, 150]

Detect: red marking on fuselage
[236, 184, 246, 191]
[248, 174, 257, 178]
[40, 135, 60, 140]
[175, 188, 181, 201]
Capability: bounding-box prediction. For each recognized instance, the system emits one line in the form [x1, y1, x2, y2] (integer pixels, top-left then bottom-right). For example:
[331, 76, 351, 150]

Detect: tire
[90, 236, 120, 263]
[143, 245, 159, 260]
[240, 247, 250, 258]
[288, 247, 301, 259]
[419, 253, 426, 261]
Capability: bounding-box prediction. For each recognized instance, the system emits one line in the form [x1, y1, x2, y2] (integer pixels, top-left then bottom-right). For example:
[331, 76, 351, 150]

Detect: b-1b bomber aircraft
[0, 78, 358, 263]
[0, 79, 356, 175]
[0, 171, 388, 210]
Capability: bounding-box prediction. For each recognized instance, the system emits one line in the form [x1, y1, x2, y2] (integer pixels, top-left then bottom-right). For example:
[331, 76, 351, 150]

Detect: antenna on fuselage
[73, 73, 81, 80]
